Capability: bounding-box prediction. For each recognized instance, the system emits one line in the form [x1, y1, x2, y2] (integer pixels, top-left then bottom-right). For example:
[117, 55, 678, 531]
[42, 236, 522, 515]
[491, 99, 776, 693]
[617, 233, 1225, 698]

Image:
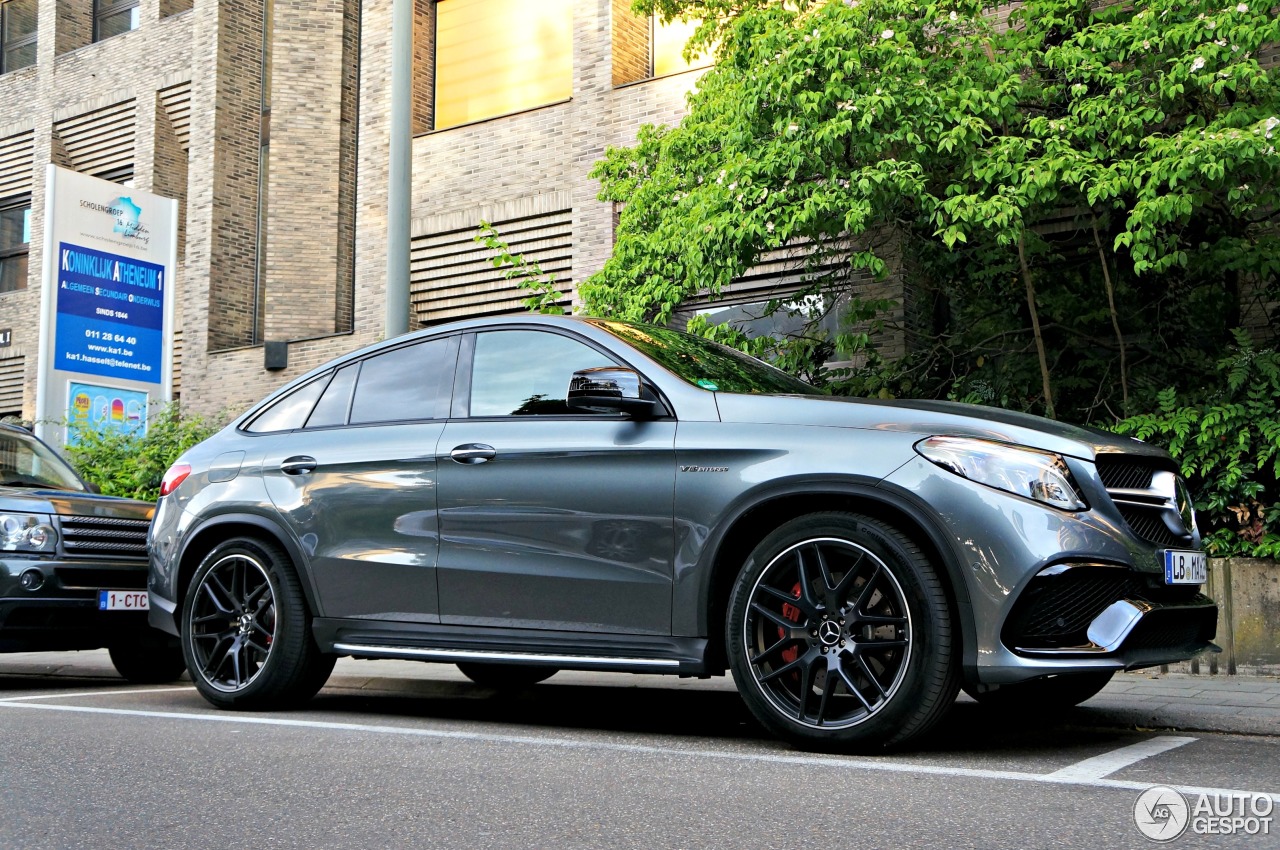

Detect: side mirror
[567, 367, 657, 417]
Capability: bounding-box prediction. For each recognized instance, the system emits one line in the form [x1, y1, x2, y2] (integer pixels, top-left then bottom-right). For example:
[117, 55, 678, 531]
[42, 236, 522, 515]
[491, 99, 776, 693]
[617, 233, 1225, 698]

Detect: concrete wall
[1172, 559, 1280, 677]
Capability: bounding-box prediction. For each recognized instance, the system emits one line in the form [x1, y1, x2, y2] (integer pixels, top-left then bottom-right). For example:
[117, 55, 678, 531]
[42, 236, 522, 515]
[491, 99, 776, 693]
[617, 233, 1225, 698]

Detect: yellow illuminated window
[434, 0, 573, 131]
[653, 16, 710, 78]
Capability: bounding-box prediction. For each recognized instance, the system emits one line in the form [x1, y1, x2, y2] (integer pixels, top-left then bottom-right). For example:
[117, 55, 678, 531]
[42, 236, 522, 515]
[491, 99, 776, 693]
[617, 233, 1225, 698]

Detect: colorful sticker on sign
[66, 382, 148, 444]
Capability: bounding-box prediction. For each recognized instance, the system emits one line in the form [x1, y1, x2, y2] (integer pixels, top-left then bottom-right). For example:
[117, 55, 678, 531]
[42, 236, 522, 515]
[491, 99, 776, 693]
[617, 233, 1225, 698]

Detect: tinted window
[589, 319, 815, 395]
[349, 336, 456, 424]
[245, 375, 329, 433]
[469, 331, 616, 416]
[305, 363, 358, 428]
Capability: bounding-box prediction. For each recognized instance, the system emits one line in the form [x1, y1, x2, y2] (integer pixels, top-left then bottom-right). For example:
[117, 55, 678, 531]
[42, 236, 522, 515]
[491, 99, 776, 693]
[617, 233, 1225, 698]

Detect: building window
[1, 0, 37, 73]
[652, 16, 709, 78]
[433, 0, 572, 131]
[0, 201, 30, 294]
[93, 0, 139, 42]
[612, 8, 711, 87]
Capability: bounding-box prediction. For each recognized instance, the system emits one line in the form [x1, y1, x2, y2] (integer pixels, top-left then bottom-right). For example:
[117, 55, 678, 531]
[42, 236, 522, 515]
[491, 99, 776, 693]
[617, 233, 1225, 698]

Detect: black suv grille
[57, 516, 150, 560]
[1095, 457, 1156, 491]
[1094, 454, 1192, 549]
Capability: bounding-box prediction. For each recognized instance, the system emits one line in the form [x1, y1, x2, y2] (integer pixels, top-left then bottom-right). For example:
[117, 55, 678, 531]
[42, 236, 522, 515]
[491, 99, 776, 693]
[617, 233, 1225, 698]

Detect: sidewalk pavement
[2, 649, 1278, 737]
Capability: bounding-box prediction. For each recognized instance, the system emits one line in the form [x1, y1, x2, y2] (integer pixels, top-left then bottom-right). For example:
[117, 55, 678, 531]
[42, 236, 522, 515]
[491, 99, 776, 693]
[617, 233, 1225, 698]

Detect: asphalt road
[1, 653, 1277, 850]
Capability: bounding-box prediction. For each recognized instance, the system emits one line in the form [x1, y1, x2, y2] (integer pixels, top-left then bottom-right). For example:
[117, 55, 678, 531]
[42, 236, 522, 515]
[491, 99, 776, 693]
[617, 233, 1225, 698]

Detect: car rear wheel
[456, 663, 558, 688]
[182, 537, 335, 710]
[965, 671, 1114, 710]
[108, 636, 187, 684]
[727, 512, 959, 752]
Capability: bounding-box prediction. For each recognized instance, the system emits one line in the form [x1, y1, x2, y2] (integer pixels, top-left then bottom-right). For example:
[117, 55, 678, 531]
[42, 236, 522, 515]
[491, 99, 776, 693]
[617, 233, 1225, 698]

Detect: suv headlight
[0, 513, 59, 553]
[915, 436, 1088, 511]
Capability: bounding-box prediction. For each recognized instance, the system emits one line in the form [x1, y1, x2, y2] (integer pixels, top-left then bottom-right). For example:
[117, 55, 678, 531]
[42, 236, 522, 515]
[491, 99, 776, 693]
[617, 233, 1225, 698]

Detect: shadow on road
[0, 659, 1149, 757]
[309, 675, 1142, 756]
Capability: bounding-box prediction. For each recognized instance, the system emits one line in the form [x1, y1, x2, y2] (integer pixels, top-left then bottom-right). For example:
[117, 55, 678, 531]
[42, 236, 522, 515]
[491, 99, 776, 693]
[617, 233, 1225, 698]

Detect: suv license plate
[1163, 550, 1207, 585]
[98, 590, 149, 611]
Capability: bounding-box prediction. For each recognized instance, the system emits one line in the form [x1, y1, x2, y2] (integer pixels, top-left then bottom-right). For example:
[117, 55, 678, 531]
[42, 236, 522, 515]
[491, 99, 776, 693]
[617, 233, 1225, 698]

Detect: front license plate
[1163, 550, 1207, 585]
[98, 590, 149, 611]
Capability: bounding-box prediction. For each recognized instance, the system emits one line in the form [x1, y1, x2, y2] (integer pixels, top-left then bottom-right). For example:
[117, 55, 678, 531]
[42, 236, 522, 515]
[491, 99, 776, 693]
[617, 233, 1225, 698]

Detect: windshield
[0, 428, 86, 491]
[590, 319, 817, 395]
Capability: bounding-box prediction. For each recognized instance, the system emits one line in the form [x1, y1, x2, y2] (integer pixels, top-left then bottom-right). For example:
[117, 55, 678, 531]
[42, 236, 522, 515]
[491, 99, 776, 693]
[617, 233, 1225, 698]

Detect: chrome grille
[1094, 454, 1193, 548]
[57, 515, 151, 560]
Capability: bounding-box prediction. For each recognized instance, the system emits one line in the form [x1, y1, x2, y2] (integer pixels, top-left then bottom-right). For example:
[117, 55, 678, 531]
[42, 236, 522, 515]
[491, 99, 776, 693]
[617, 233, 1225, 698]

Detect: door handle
[449, 444, 496, 464]
[280, 456, 318, 475]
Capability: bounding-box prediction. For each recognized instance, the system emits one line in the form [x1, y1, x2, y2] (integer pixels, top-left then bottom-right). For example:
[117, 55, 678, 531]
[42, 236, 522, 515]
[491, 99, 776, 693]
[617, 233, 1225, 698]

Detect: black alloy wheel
[728, 513, 959, 751]
[182, 537, 334, 709]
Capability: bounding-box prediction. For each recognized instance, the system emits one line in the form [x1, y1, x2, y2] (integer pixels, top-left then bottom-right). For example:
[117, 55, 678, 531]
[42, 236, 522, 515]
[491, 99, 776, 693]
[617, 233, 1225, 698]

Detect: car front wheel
[727, 512, 959, 752]
[181, 537, 334, 710]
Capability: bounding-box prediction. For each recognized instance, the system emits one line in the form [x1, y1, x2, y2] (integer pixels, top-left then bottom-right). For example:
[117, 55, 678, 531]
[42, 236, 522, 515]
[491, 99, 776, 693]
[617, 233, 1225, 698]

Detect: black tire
[457, 663, 557, 688]
[727, 512, 959, 752]
[181, 537, 335, 710]
[965, 671, 1114, 711]
[108, 636, 187, 684]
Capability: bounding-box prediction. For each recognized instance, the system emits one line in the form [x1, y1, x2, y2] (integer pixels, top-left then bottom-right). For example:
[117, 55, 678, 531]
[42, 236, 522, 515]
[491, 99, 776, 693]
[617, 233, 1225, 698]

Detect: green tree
[66, 404, 220, 501]
[1115, 332, 1280, 558]
[584, 0, 1280, 421]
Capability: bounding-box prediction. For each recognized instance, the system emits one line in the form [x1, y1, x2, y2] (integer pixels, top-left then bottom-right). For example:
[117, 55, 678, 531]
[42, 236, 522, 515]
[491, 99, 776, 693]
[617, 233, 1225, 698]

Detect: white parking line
[0, 686, 195, 702]
[1, 698, 1276, 803]
[1045, 736, 1198, 782]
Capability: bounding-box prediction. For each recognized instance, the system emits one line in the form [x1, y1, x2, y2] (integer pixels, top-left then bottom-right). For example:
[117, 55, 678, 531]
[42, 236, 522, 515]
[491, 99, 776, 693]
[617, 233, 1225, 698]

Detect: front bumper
[881, 456, 1217, 686]
[0, 556, 154, 652]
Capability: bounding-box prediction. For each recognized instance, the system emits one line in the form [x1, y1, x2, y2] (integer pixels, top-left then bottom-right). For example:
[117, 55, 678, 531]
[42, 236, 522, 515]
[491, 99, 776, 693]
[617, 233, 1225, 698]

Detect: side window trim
[450, 332, 475, 419]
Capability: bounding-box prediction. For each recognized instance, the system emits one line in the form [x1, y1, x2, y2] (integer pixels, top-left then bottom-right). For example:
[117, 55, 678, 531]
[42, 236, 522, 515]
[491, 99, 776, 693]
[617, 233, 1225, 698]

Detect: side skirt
[312, 618, 720, 677]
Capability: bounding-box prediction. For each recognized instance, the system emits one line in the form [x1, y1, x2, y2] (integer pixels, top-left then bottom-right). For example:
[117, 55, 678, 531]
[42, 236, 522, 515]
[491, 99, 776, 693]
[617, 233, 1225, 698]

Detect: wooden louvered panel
[692, 238, 849, 308]
[54, 101, 135, 178]
[410, 210, 572, 324]
[158, 82, 192, 151]
[0, 131, 34, 201]
[171, 329, 182, 395]
[0, 356, 24, 414]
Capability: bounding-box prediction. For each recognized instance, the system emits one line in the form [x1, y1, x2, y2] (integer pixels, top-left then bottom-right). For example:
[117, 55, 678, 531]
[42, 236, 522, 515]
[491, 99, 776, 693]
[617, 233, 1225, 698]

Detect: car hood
[712, 394, 1164, 462]
[0, 487, 155, 520]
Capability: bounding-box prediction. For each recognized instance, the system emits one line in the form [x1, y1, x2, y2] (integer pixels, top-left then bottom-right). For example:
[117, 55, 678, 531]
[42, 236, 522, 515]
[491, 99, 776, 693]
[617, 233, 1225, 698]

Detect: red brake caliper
[780, 582, 802, 664]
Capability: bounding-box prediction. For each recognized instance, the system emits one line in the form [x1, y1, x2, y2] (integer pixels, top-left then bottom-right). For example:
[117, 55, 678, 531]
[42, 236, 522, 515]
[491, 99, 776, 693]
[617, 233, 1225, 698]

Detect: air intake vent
[57, 515, 150, 560]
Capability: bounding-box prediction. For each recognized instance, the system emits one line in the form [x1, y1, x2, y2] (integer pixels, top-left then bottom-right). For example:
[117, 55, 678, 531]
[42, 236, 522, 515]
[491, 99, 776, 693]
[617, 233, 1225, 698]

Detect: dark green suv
[0, 423, 185, 683]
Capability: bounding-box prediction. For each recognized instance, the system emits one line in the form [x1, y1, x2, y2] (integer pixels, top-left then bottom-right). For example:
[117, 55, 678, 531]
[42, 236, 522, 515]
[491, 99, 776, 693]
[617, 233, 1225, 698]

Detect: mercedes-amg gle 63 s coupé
[148, 316, 1217, 750]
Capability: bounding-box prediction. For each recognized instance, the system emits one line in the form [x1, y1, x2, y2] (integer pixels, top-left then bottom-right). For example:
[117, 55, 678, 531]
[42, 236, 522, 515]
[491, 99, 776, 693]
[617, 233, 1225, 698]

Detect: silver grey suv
[147, 316, 1216, 750]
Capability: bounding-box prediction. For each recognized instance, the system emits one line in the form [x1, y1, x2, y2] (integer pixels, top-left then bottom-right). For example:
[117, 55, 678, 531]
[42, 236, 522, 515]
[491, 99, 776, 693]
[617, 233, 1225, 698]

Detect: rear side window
[244, 375, 329, 433]
[305, 363, 358, 428]
[349, 336, 457, 424]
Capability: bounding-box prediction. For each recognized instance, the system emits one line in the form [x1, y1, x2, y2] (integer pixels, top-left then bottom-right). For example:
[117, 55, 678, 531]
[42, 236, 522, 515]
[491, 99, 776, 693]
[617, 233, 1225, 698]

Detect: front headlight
[0, 513, 59, 553]
[915, 436, 1088, 511]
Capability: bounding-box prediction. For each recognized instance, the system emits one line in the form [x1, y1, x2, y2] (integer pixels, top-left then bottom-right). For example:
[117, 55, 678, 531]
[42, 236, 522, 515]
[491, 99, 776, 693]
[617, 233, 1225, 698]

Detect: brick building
[0, 0, 718, 420]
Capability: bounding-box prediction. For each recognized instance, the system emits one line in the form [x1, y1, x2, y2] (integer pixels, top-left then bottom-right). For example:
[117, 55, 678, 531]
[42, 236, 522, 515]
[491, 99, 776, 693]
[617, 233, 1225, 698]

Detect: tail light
[159, 463, 192, 497]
